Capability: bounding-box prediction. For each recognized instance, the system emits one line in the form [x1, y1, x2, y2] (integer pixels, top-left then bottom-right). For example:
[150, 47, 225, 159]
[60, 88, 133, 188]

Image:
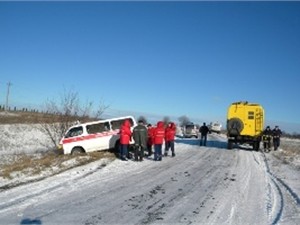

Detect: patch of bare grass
[0, 110, 95, 125]
[0, 151, 116, 180]
[273, 140, 300, 168]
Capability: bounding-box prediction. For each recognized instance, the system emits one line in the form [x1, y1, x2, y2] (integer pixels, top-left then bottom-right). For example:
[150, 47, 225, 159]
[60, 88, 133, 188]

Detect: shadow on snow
[20, 218, 42, 225]
[175, 137, 228, 149]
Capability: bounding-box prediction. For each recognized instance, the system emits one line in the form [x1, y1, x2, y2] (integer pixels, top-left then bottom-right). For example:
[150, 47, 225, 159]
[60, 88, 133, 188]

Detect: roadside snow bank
[0, 124, 52, 155]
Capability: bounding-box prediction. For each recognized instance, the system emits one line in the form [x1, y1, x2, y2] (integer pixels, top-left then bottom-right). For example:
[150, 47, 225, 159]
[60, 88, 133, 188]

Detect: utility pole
[5, 82, 12, 111]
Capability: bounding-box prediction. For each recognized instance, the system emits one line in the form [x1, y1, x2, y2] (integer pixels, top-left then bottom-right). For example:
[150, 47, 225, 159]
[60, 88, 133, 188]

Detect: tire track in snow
[261, 152, 300, 225]
[262, 152, 300, 205]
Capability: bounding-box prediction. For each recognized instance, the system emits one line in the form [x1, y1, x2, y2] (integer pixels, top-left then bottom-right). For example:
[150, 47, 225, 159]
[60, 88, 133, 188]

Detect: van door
[86, 122, 111, 151]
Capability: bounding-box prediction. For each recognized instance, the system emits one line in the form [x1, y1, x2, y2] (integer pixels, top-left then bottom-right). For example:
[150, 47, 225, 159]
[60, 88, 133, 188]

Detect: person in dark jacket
[132, 120, 148, 161]
[199, 122, 209, 146]
[272, 126, 282, 151]
[164, 122, 176, 157]
[262, 126, 272, 152]
[153, 121, 165, 161]
[119, 119, 132, 161]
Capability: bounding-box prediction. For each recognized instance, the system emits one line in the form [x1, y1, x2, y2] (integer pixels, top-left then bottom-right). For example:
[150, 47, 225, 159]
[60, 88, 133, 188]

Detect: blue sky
[1, 2, 300, 133]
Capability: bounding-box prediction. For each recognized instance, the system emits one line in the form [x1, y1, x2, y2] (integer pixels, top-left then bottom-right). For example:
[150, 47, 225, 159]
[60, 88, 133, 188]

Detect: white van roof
[70, 115, 136, 128]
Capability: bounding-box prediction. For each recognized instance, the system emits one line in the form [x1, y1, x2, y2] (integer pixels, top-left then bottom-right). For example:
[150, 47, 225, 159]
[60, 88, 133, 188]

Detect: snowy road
[0, 134, 299, 225]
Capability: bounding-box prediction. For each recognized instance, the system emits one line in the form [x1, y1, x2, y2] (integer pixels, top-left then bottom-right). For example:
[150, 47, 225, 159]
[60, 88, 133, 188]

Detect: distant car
[208, 122, 222, 134]
[182, 123, 199, 138]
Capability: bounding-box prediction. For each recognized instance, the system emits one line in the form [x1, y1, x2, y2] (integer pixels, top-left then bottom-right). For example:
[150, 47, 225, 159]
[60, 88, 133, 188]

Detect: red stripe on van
[62, 130, 120, 144]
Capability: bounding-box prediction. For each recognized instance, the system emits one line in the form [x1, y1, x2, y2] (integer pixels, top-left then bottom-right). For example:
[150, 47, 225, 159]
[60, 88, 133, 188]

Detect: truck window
[248, 111, 254, 120]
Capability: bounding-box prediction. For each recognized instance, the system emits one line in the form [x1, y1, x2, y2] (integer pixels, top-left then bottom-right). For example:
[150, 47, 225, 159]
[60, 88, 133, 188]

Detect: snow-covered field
[0, 124, 52, 155]
[0, 124, 299, 225]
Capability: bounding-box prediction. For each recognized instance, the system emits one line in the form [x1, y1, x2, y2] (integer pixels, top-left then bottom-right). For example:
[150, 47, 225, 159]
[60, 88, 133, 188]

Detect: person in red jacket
[147, 123, 154, 157]
[119, 119, 132, 161]
[164, 122, 176, 157]
[153, 121, 165, 161]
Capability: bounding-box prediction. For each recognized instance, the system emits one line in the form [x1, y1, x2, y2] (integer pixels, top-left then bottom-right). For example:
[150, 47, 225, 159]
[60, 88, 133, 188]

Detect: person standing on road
[132, 120, 148, 161]
[153, 121, 165, 161]
[146, 123, 154, 157]
[119, 119, 132, 161]
[272, 125, 282, 151]
[262, 126, 272, 152]
[199, 122, 209, 146]
[164, 122, 176, 157]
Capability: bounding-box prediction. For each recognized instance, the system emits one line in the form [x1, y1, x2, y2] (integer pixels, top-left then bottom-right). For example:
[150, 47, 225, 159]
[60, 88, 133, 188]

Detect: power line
[5, 81, 12, 111]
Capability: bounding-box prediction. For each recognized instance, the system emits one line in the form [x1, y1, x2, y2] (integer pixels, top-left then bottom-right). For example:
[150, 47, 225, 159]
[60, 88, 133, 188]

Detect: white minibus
[58, 116, 137, 154]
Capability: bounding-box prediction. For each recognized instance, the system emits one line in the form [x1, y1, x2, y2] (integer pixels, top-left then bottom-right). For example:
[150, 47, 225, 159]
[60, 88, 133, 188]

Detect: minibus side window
[65, 127, 83, 138]
[111, 120, 122, 131]
[87, 122, 110, 134]
[111, 118, 134, 130]
[103, 122, 110, 131]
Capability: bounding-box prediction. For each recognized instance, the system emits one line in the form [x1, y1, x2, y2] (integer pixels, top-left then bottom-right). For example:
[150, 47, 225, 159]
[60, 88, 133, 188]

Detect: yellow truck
[226, 101, 264, 150]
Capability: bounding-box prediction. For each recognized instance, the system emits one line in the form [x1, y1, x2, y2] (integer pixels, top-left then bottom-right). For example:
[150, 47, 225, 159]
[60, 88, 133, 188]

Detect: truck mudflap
[227, 135, 261, 151]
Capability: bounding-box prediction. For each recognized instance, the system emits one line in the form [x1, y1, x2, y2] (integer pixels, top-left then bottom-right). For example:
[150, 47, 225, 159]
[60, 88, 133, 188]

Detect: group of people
[119, 119, 283, 158]
[119, 120, 176, 162]
[262, 125, 282, 152]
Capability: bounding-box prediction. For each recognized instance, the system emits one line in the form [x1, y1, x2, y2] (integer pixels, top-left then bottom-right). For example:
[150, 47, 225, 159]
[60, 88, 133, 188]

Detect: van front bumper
[57, 144, 63, 151]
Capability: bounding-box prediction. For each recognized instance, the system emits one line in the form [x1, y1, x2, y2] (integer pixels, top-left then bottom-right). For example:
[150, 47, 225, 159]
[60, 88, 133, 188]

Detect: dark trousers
[154, 144, 162, 161]
[134, 145, 145, 161]
[273, 138, 280, 150]
[263, 139, 271, 150]
[119, 144, 128, 159]
[147, 144, 152, 156]
[200, 135, 207, 146]
[164, 140, 175, 155]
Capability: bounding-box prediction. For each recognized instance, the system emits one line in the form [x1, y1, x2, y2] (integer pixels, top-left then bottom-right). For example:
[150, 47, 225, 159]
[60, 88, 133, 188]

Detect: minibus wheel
[72, 147, 85, 155]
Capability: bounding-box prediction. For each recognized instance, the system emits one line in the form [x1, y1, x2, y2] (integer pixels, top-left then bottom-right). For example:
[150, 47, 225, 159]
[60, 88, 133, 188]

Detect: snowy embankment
[0, 124, 52, 155]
